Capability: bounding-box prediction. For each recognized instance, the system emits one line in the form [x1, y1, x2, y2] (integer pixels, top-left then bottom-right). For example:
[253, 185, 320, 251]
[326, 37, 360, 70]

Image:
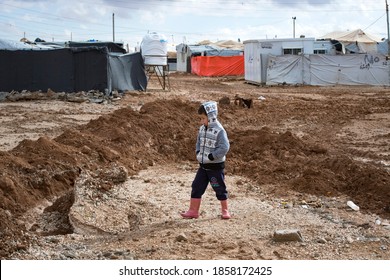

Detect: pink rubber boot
[180, 198, 201, 219]
[220, 200, 231, 219]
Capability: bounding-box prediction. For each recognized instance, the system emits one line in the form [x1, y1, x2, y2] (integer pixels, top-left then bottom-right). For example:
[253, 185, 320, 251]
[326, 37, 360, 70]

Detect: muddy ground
[0, 73, 389, 260]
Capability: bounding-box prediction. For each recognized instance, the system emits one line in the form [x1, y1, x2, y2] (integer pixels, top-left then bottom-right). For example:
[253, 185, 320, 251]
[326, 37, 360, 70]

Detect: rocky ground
[0, 73, 389, 260]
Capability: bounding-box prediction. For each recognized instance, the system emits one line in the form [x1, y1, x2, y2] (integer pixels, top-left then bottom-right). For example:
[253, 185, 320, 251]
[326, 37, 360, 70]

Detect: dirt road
[0, 73, 389, 260]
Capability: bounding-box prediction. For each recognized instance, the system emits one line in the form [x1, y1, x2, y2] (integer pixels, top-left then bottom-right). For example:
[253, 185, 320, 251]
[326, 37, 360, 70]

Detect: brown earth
[0, 73, 389, 260]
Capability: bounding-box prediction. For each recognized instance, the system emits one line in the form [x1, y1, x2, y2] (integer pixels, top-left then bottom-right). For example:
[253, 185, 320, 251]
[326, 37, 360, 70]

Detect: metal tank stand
[145, 64, 170, 91]
[143, 54, 170, 91]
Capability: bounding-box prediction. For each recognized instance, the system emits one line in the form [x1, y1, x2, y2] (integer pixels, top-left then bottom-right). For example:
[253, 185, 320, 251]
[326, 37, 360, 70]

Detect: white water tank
[140, 32, 168, 65]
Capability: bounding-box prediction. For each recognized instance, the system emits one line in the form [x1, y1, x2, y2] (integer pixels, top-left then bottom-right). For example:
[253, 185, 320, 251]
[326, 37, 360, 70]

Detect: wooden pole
[386, 0, 390, 85]
[112, 13, 115, 42]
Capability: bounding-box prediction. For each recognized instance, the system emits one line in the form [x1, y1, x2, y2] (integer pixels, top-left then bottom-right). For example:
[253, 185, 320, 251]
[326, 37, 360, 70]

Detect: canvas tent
[0, 43, 147, 93]
[318, 29, 382, 53]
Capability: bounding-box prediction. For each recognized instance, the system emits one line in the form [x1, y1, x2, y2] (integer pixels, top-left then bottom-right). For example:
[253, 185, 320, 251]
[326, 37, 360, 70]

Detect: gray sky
[0, 0, 387, 51]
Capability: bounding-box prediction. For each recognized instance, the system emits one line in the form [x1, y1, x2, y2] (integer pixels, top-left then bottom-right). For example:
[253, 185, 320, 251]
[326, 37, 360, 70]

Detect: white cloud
[0, 0, 387, 49]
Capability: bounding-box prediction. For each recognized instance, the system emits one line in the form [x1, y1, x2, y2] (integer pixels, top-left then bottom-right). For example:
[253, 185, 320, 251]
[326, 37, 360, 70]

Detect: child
[180, 101, 231, 219]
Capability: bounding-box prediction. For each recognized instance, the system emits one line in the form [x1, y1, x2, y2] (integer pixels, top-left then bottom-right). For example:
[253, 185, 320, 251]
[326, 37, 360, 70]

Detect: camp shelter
[0, 38, 53, 50]
[66, 41, 126, 54]
[176, 40, 244, 76]
[0, 43, 147, 93]
[318, 29, 382, 54]
[265, 53, 389, 86]
[109, 52, 147, 92]
[244, 37, 334, 84]
[191, 55, 244, 76]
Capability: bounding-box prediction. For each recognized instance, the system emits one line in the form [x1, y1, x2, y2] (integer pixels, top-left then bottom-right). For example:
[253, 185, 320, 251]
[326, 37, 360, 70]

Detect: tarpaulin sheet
[0, 47, 147, 93]
[265, 54, 389, 86]
[108, 52, 147, 91]
[191, 56, 244, 77]
[309, 54, 388, 86]
[0, 47, 108, 92]
[68, 41, 126, 54]
[73, 47, 109, 92]
[266, 55, 309, 85]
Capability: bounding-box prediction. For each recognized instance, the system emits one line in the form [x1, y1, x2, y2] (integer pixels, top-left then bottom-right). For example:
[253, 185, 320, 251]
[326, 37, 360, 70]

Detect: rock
[316, 238, 327, 244]
[346, 236, 354, 243]
[347, 200, 360, 211]
[176, 233, 188, 242]
[273, 229, 303, 242]
[63, 252, 76, 259]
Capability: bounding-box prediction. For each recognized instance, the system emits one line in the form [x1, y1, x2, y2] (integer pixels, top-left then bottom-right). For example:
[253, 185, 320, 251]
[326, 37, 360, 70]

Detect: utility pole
[386, 1, 390, 57]
[112, 13, 115, 42]
[386, 0, 390, 86]
[292, 17, 296, 38]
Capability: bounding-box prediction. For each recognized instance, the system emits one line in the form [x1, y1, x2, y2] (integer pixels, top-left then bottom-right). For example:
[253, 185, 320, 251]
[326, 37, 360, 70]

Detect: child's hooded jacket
[196, 101, 230, 167]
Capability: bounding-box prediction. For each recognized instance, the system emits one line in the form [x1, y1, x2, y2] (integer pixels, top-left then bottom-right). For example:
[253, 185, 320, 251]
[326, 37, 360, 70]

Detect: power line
[0, 0, 386, 42]
[363, 12, 386, 30]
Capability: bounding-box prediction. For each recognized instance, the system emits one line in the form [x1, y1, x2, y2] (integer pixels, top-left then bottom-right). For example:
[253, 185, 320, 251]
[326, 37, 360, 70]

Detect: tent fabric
[197, 40, 244, 50]
[309, 54, 388, 86]
[377, 39, 389, 55]
[266, 55, 308, 85]
[67, 41, 126, 54]
[176, 41, 244, 73]
[319, 29, 381, 53]
[265, 54, 389, 86]
[0, 47, 108, 92]
[0, 38, 53, 50]
[184, 44, 242, 57]
[73, 47, 109, 92]
[319, 29, 381, 43]
[0, 48, 101, 92]
[191, 56, 244, 77]
[108, 52, 147, 91]
[0, 47, 147, 93]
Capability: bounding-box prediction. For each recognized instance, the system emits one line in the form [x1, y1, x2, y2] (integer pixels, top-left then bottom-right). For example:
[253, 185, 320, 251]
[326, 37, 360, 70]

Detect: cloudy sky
[0, 0, 388, 51]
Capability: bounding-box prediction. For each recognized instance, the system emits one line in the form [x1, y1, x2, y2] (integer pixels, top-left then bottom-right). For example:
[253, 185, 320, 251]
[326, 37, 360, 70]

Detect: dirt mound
[0, 97, 389, 258]
[0, 99, 198, 257]
[228, 125, 389, 215]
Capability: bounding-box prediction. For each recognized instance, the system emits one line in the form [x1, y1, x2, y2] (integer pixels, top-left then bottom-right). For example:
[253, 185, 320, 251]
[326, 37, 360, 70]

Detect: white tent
[197, 39, 244, 51]
[319, 29, 382, 53]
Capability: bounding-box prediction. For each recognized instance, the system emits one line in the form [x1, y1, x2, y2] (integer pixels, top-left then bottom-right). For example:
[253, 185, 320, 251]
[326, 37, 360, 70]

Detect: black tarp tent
[67, 41, 126, 54]
[109, 52, 147, 92]
[0, 46, 147, 93]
